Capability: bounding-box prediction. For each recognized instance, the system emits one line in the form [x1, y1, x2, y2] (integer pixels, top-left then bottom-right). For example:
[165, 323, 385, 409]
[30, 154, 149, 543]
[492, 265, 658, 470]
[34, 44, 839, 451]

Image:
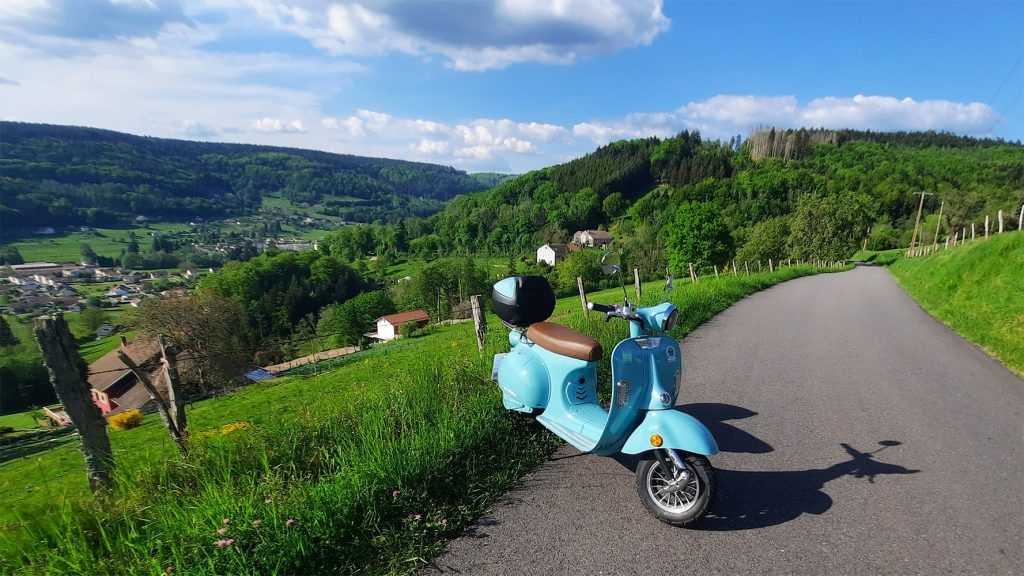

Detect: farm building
[87, 335, 168, 416]
[537, 243, 570, 266]
[369, 310, 430, 341]
[571, 229, 613, 248]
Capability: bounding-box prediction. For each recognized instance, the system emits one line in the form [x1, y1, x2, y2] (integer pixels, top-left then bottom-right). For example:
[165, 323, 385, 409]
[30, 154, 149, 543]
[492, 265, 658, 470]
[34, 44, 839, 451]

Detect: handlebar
[587, 302, 614, 313]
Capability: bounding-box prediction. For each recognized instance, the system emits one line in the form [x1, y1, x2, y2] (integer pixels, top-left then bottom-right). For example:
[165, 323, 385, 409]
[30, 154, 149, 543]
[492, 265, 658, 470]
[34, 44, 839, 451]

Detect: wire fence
[904, 205, 1023, 258]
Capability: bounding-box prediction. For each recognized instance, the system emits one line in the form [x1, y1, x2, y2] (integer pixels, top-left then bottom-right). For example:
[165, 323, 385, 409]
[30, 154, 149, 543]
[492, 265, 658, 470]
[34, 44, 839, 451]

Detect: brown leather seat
[526, 322, 603, 362]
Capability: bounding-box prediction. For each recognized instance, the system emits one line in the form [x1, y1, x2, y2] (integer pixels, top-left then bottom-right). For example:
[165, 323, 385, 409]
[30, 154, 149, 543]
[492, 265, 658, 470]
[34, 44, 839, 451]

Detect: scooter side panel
[590, 339, 648, 455]
[620, 409, 719, 456]
[496, 345, 549, 412]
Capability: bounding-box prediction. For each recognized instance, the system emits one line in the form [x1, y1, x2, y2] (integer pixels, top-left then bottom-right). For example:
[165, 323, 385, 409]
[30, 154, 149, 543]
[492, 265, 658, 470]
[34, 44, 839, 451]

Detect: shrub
[398, 321, 419, 339]
[108, 409, 143, 431]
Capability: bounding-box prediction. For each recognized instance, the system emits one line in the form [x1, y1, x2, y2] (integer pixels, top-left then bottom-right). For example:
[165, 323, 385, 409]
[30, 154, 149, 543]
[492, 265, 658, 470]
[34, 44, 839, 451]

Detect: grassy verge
[0, 264, 848, 575]
[888, 232, 1023, 375]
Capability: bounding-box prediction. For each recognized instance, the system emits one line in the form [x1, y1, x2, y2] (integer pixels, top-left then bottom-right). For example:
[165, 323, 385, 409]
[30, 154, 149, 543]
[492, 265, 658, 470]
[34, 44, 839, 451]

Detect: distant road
[426, 267, 1023, 575]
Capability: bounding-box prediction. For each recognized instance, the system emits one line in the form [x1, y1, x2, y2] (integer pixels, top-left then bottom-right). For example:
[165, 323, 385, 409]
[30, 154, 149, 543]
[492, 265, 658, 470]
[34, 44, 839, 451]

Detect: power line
[970, 54, 1023, 131]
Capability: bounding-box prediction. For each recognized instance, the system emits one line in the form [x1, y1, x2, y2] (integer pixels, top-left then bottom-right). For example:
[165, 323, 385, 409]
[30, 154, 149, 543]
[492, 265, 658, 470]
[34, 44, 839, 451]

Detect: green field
[0, 263, 848, 575]
[6, 224, 191, 263]
[888, 231, 1023, 375]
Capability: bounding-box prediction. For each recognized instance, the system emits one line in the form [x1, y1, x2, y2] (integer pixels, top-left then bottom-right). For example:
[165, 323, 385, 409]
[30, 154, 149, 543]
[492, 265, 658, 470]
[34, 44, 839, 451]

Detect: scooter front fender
[621, 410, 719, 456]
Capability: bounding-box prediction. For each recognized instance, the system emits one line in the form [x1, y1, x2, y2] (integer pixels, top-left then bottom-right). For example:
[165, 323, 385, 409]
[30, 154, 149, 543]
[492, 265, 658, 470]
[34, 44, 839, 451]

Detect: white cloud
[797, 95, 995, 132]
[242, 0, 670, 70]
[250, 117, 306, 133]
[411, 138, 449, 155]
[573, 94, 1000, 145]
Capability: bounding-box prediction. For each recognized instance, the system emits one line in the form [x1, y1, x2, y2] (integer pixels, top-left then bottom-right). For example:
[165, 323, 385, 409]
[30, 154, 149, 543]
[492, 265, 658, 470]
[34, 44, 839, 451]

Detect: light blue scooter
[491, 253, 719, 526]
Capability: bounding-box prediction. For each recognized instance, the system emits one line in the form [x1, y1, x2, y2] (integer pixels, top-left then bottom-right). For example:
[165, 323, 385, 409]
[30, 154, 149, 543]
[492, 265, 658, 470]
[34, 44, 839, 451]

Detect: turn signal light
[650, 434, 663, 447]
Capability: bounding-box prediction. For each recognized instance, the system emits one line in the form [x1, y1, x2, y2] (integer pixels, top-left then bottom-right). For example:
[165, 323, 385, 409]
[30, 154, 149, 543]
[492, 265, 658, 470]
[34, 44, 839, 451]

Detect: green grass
[0, 263, 848, 575]
[6, 224, 190, 263]
[0, 412, 39, 431]
[888, 232, 1024, 375]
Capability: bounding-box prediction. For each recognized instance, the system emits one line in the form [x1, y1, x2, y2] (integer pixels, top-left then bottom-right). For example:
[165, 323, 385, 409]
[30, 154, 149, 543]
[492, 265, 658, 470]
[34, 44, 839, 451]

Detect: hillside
[888, 231, 1024, 374]
[0, 122, 486, 235]
[424, 129, 1024, 273]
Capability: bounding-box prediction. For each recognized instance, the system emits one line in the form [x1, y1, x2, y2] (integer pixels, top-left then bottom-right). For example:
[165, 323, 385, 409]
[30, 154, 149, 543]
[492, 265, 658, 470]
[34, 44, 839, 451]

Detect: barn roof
[378, 309, 430, 326]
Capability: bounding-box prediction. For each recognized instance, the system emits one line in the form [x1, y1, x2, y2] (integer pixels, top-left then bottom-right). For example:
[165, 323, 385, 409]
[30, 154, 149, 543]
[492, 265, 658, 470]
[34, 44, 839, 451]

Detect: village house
[6, 276, 39, 289]
[31, 274, 61, 287]
[106, 285, 131, 297]
[8, 262, 61, 275]
[537, 243, 567, 266]
[369, 310, 430, 342]
[571, 229, 613, 248]
[87, 335, 166, 416]
[94, 268, 122, 280]
[536, 243, 578, 266]
[95, 324, 118, 339]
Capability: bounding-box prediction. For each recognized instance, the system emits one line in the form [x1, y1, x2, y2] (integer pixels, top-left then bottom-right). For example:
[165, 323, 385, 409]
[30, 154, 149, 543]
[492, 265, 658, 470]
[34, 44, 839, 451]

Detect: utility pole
[932, 201, 944, 249]
[908, 191, 933, 253]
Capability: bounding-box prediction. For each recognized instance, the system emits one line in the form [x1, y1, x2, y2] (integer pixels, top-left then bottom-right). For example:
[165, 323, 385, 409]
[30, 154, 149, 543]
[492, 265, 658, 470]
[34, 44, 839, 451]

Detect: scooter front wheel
[635, 452, 715, 527]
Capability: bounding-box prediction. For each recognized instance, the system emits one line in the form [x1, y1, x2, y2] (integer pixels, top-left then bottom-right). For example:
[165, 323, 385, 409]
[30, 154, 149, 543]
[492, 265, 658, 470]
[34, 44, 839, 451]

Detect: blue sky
[1, 1, 1021, 172]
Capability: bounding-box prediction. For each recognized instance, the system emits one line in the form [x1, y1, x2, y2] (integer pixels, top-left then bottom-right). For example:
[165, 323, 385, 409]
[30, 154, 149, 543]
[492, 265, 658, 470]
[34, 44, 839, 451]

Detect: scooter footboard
[621, 410, 719, 456]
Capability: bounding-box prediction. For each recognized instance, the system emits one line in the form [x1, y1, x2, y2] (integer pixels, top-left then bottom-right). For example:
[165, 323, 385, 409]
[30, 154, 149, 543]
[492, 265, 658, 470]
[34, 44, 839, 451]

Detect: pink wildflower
[265, 498, 273, 504]
[216, 539, 229, 548]
[226, 539, 234, 546]
[286, 518, 296, 527]
[164, 568, 174, 574]
[221, 518, 230, 525]
[217, 528, 227, 536]
[252, 519, 262, 527]
[391, 490, 400, 498]
[441, 519, 448, 526]
[457, 505, 466, 511]
[413, 514, 422, 521]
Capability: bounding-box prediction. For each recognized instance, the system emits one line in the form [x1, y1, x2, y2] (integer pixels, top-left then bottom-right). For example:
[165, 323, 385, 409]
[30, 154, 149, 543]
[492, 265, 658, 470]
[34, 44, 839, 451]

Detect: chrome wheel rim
[646, 460, 700, 513]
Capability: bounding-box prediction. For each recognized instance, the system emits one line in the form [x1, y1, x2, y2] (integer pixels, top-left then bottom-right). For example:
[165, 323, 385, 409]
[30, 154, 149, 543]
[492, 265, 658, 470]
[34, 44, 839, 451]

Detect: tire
[635, 452, 716, 527]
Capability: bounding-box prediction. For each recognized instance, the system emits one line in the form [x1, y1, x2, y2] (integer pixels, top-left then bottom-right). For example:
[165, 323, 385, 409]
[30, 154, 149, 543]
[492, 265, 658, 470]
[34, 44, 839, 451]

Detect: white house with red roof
[369, 309, 430, 341]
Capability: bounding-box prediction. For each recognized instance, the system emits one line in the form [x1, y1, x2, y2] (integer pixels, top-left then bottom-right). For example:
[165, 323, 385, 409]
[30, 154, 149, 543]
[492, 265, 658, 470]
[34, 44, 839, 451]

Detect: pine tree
[0, 315, 19, 347]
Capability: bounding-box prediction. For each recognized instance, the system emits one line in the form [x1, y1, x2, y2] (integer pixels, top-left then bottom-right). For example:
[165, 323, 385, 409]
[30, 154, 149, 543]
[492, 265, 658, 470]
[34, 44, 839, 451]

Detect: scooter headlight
[663, 308, 679, 332]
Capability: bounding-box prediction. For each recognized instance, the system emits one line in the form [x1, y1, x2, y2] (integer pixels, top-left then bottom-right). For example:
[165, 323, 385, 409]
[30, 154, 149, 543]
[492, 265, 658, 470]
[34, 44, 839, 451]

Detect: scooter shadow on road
[697, 440, 920, 531]
[610, 405, 920, 531]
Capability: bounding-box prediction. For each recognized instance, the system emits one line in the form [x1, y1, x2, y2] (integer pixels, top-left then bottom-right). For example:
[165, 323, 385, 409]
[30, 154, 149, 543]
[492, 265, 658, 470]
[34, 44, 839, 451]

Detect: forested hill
[425, 128, 1023, 269]
[0, 122, 485, 233]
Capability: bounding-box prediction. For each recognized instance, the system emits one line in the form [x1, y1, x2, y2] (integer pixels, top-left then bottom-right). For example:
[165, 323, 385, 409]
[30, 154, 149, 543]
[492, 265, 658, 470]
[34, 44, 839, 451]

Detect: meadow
[0, 264, 847, 575]
[887, 231, 1023, 375]
[7, 224, 191, 263]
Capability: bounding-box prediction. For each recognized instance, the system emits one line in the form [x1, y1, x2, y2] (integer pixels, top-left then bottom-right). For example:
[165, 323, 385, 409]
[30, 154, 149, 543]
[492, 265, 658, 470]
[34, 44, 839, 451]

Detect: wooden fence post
[961, 227, 966, 245]
[1019, 204, 1024, 231]
[985, 215, 990, 237]
[998, 210, 1004, 234]
[577, 276, 589, 315]
[689, 262, 698, 283]
[34, 314, 114, 495]
[117, 349, 186, 455]
[732, 259, 738, 277]
[713, 265, 719, 278]
[971, 223, 975, 241]
[757, 260, 762, 273]
[158, 334, 186, 444]
[470, 294, 486, 352]
[769, 259, 774, 273]
[633, 268, 642, 300]
[744, 261, 750, 276]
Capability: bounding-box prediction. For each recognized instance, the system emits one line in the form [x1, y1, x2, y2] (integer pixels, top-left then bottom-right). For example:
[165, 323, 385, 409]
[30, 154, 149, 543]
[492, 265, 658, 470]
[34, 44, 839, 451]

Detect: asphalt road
[425, 266, 1023, 576]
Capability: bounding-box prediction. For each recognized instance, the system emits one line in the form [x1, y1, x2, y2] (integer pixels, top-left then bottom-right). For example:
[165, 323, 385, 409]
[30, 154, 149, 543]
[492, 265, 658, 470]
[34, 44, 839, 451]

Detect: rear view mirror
[600, 251, 621, 276]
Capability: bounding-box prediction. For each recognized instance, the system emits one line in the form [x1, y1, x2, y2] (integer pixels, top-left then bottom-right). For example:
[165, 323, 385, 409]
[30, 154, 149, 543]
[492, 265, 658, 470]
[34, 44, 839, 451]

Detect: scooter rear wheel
[635, 453, 715, 527]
